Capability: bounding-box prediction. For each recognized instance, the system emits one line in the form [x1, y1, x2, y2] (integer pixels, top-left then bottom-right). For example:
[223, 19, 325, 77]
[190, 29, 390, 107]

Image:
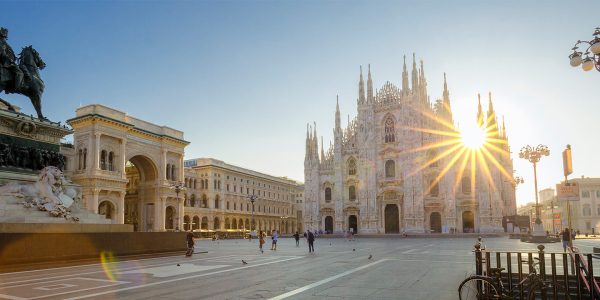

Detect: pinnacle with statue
[0, 27, 46, 120]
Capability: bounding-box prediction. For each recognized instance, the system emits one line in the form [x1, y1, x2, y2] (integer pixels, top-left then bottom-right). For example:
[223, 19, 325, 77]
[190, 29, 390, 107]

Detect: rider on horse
[0, 27, 25, 93]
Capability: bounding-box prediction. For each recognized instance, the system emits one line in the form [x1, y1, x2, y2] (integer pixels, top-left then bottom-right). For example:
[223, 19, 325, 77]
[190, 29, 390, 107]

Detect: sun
[460, 124, 487, 149]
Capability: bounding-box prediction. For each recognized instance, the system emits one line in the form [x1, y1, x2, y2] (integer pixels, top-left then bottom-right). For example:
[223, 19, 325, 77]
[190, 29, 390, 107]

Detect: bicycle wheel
[459, 276, 500, 300]
[527, 282, 572, 300]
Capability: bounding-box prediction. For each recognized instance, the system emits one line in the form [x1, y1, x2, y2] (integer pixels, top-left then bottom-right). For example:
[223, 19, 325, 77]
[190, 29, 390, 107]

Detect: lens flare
[100, 251, 119, 281]
[460, 124, 486, 149]
[401, 103, 512, 196]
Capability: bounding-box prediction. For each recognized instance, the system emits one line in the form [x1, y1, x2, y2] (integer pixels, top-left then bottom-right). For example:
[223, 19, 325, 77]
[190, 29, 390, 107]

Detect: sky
[1, 0, 598, 207]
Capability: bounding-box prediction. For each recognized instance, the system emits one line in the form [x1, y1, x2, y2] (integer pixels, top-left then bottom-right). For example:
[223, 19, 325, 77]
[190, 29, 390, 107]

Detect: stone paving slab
[0, 236, 597, 299]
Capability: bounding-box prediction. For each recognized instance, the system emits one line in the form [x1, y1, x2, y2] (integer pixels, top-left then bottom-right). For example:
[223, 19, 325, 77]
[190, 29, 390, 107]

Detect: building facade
[64, 104, 189, 232]
[539, 178, 600, 235]
[182, 158, 301, 235]
[303, 57, 516, 234]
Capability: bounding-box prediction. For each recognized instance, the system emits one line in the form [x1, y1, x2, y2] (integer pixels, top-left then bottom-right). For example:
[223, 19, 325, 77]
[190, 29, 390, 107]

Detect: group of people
[185, 228, 320, 257]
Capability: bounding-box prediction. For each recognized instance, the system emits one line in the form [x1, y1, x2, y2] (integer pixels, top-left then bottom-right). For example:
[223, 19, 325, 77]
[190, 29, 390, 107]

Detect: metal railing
[473, 240, 600, 299]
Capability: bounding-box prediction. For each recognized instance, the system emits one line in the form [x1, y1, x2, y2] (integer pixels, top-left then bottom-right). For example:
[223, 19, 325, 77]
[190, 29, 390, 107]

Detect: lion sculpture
[0, 166, 80, 221]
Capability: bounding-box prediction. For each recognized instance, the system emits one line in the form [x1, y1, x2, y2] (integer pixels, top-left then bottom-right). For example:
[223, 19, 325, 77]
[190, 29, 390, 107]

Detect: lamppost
[170, 181, 185, 231]
[568, 26, 600, 72]
[247, 194, 258, 241]
[519, 145, 550, 234]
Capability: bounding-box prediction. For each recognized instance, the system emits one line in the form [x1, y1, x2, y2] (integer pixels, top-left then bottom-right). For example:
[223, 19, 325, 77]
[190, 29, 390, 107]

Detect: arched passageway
[463, 211, 475, 233]
[325, 216, 334, 233]
[385, 204, 399, 233]
[430, 212, 442, 233]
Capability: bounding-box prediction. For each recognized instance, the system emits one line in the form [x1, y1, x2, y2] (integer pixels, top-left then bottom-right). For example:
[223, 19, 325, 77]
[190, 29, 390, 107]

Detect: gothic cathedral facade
[303, 55, 517, 234]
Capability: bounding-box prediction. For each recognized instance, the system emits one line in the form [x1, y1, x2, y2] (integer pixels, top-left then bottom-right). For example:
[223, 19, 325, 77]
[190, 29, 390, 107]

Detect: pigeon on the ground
[242, 260, 248, 265]
[177, 264, 181, 266]
[368, 255, 372, 260]
[330, 242, 332, 246]
[353, 248, 355, 251]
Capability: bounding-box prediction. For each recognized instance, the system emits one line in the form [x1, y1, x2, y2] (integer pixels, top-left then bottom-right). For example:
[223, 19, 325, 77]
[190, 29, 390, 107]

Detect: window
[348, 158, 357, 176]
[83, 149, 87, 169]
[108, 152, 114, 171]
[597, 205, 600, 216]
[430, 181, 439, 197]
[214, 195, 220, 209]
[226, 202, 230, 210]
[385, 160, 395, 178]
[586, 221, 591, 230]
[428, 150, 438, 168]
[234, 185, 237, 192]
[227, 184, 230, 191]
[462, 176, 471, 195]
[583, 191, 591, 198]
[100, 150, 107, 170]
[325, 187, 332, 202]
[214, 180, 217, 189]
[384, 116, 396, 143]
[583, 204, 591, 216]
[349, 186, 356, 201]
[78, 149, 83, 170]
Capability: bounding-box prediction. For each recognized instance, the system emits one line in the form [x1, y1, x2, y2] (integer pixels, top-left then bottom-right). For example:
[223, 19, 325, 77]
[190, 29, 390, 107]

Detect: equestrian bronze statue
[0, 27, 46, 120]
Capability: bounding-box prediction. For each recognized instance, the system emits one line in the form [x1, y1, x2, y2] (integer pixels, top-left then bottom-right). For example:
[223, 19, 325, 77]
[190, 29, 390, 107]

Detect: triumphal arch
[64, 104, 189, 231]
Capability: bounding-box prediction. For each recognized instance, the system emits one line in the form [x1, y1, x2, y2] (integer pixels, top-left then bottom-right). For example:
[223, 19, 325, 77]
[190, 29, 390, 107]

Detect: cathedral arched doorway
[165, 206, 175, 230]
[98, 201, 115, 221]
[385, 204, 400, 233]
[348, 215, 358, 234]
[325, 216, 334, 233]
[125, 155, 158, 232]
[463, 211, 475, 233]
[430, 212, 442, 233]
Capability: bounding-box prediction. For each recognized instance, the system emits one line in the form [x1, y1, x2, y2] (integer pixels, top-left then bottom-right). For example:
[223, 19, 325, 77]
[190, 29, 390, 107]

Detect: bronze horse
[0, 45, 46, 120]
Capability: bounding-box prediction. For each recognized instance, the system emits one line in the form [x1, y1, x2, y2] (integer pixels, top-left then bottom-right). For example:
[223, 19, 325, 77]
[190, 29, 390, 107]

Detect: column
[121, 139, 127, 179]
[92, 189, 100, 213]
[117, 191, 125, 224]
[161, 149, 167, 181]
[94, 133, 101, 170]
[178, 195, 184, 231]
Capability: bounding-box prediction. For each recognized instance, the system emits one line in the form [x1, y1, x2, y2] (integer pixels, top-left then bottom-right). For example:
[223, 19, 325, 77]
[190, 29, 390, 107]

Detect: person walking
[185, 230, 195, 257]
[271, 229, 278, 251]
[259, 230, 265, 253]
[562, 228, 571, 252]
[293, 231, 300, 247]
[307, 230, 315, 253]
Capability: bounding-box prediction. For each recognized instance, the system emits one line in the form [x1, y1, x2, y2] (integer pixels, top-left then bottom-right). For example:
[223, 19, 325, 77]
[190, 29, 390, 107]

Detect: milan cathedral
[303, 55, 516, 234]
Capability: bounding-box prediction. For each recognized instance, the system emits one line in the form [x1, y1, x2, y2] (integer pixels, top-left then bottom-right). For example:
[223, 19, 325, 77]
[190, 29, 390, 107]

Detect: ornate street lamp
[519, 145, 550, 226]
[568, 26, 600, 72]
[513, 176, 524, 187]
[170, 181, 186, 231]
[247, 194, 258, 241]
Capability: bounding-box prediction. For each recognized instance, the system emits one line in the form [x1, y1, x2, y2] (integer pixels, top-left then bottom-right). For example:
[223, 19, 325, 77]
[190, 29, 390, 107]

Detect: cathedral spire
[313, 122, 319, 161]
[305, 123, 310, 160]
[335, 95, 341, 131]
[402, 55, 409, 93]
[477, 93, 484, 127]
[443, 73, 449, 101]
[320, 136, 325, 161]
[367, 64, 373, 103]
[411, 53, 418, 91]
[502, 115, 507, 139]
[487, 92, 497, 134]
[442, 73, 452, 122]
[358, 66, 365, 104]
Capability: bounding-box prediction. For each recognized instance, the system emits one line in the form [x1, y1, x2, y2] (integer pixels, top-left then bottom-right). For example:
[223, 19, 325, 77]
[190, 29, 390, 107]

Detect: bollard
[474, 242, 482, 276]
[537, 245, 547, 300]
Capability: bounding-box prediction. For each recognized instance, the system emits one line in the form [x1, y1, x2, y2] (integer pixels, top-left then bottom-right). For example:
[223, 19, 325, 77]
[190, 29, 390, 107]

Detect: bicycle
[458, 257, 572, 299]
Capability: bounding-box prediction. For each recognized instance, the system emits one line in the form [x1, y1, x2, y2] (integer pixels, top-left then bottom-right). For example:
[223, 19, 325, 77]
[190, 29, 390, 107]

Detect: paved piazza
[0, 237, 598, 300]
